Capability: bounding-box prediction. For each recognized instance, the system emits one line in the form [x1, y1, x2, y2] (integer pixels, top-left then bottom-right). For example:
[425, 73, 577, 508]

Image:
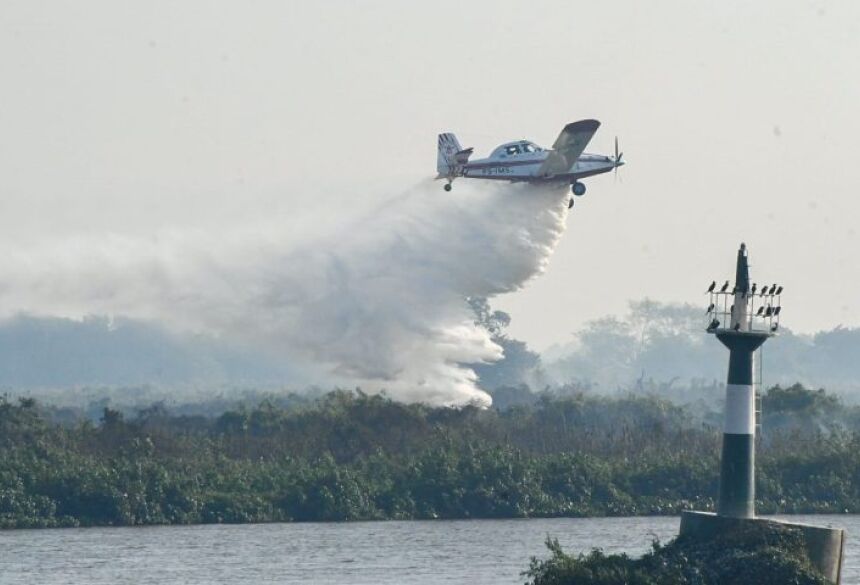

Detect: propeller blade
[613, 137, 623, 182]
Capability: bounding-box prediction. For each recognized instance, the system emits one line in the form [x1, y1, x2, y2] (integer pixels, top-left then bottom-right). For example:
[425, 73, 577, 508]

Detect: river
[0, 515, 855, 584]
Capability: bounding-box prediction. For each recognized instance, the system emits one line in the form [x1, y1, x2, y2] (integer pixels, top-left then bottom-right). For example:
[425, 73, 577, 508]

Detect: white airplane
[436, 119, 623, 207]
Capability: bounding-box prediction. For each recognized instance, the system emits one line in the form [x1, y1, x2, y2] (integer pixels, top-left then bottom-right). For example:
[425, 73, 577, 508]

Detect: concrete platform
[680, 510, 846, 584]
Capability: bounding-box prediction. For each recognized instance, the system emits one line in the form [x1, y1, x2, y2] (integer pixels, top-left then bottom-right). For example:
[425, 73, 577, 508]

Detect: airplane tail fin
[437, 133, 472, 177]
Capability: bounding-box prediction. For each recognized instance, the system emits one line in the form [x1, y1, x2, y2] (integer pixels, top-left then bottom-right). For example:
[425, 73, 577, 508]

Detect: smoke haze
[0, 181, 570, 405]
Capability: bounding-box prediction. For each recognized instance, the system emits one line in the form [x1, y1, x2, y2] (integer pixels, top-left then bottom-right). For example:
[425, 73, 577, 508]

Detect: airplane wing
[537, 119, 601, 177]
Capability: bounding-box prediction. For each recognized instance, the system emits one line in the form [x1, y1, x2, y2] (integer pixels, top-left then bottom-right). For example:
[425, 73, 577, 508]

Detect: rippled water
[0, 515, 855, 584]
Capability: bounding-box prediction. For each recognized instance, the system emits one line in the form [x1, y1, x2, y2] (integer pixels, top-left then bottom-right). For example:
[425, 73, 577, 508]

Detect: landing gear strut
[571, 182, 586, 196]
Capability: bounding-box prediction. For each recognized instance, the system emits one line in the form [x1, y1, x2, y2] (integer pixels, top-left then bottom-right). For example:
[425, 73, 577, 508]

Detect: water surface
[1, 515, 855, 584]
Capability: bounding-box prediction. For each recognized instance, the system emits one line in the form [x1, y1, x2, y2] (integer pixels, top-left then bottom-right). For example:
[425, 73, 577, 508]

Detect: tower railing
[705, 290, 782, 334]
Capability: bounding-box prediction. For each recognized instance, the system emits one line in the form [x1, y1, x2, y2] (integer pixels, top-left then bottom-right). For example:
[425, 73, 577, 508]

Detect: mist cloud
[0, 181, 570, 405]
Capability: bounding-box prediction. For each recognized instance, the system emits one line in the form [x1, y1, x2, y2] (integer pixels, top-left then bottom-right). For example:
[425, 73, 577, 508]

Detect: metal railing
[704, 290, 782, 334]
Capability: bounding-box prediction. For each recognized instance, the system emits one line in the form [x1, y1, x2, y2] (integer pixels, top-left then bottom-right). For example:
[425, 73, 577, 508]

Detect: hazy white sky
[1, 0, 858, 351]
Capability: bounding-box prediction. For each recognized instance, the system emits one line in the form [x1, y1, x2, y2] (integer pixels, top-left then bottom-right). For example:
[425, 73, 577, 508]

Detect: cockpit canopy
[491, 141, 544, 158]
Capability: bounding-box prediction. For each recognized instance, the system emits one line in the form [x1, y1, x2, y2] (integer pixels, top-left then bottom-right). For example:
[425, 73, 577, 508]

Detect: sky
[1, 0, 858, 353]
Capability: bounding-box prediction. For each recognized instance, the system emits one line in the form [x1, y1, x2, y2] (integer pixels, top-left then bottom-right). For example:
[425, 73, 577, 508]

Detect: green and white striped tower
[684, 251, 843, 582]
[706, 243, 779, 518]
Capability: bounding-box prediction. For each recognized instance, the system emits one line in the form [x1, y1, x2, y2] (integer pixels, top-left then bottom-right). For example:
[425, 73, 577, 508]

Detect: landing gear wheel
[444, 183, 452, 192]
[568, 197, 574, 209]
[571, 182, 586, 196]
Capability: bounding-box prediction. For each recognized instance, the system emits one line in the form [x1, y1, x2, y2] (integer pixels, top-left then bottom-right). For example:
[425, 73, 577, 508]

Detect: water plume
[0, 181, 570, 405]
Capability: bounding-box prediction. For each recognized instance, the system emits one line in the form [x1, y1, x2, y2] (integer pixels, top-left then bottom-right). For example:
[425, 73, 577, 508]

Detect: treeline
[1, 385, 859, 528]
[544, 300, 860, 397]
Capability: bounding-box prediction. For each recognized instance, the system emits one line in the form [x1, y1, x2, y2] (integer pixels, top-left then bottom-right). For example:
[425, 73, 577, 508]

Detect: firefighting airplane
[436, 119, 623, 208]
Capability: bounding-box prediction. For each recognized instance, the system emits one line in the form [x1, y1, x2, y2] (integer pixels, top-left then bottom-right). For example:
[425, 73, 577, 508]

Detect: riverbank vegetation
[524, 521, 830, 585]
[1, 384, 859, 528]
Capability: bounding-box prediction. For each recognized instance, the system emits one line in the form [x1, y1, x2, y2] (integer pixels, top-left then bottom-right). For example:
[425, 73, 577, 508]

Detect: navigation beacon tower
[681, 243, 845, 584]
[706, 242, 779, 518]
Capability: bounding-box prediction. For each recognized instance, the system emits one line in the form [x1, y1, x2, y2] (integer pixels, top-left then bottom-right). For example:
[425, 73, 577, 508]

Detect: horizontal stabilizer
[454, 147, 473, 164]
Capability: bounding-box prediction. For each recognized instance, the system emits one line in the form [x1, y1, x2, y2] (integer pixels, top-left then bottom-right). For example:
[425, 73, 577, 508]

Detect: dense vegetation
[1, 384, 859, 528]
[524, 521, 830, 585]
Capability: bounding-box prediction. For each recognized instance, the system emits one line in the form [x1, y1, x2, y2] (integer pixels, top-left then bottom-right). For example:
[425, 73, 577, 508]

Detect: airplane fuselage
[461, 149, 618, 183]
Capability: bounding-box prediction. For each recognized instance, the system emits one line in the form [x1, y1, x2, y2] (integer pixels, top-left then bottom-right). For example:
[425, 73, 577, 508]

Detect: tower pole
[713, 243, 771, 518]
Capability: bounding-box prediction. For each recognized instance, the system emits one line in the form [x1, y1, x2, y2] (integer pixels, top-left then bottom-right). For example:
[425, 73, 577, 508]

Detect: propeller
[613, 136, 624, 182]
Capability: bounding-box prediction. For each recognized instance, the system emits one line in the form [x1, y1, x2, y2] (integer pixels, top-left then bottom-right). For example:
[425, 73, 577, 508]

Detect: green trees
[468, 297, 543, 391]
[0, 386, 858, 528]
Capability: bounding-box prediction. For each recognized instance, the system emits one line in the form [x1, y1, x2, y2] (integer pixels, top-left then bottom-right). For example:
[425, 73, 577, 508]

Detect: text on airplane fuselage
[478, 167, 514, 176]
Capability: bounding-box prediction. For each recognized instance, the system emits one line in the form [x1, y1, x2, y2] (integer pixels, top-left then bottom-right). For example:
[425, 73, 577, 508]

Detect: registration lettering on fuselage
[481, 166, 513, 176]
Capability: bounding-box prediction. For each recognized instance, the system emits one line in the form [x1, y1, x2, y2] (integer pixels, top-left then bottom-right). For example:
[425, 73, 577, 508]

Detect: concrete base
[680, 511, 846, 584]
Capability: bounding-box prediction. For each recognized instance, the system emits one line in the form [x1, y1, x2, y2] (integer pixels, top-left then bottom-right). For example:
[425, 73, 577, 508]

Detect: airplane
[436, 119, 623, 208]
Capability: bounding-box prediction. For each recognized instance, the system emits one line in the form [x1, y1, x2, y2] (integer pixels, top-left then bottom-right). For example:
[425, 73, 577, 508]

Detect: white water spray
[0, 181, 570, 405]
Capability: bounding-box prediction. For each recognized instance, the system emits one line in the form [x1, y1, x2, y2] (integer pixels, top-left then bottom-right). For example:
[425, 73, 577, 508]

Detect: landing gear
[571, 182, 586, 196]
[568, 197, 574, 209]
[444, 182, 452, 192]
